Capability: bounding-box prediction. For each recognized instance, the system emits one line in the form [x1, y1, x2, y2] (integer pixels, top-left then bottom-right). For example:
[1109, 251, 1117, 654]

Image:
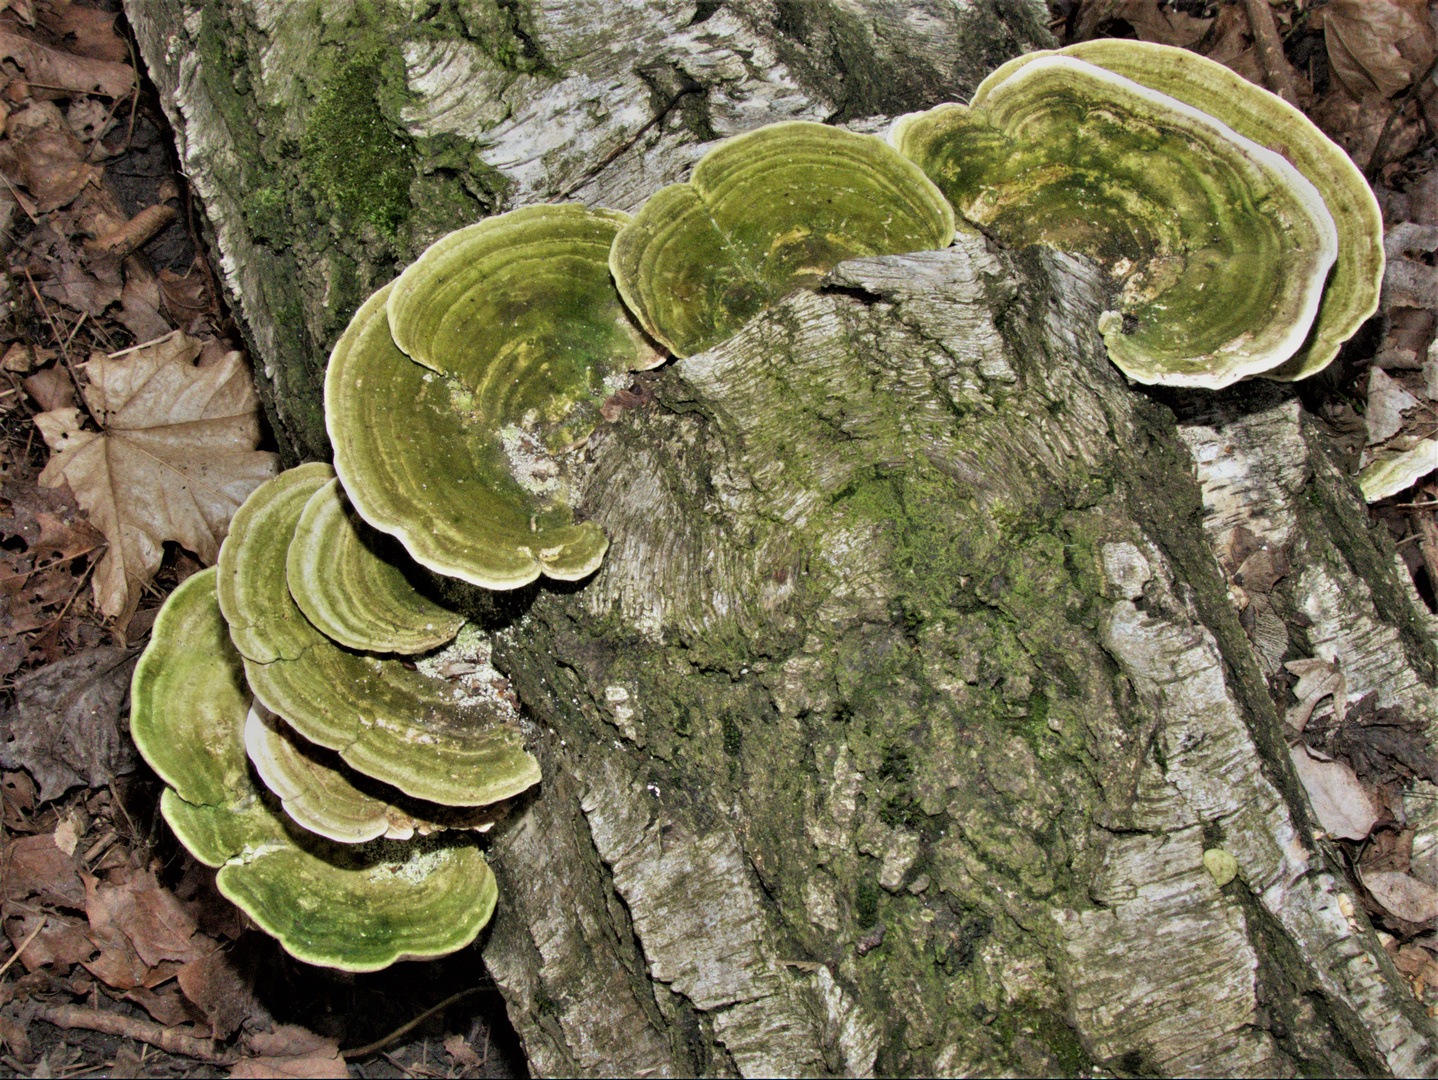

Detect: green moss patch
[302, 54, 414, 236]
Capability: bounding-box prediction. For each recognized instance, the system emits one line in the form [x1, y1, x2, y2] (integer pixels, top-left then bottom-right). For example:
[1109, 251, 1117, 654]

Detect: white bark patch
[1100, 540, 1151, 600]
[580, 758, 826, 1076]
[1054, 825, 1275, 1073]
[802, 874, 841, 933]
[1179, 400, 1438, 1075]
[815, 966, 882, 1078]
[397, 4, 824, 212]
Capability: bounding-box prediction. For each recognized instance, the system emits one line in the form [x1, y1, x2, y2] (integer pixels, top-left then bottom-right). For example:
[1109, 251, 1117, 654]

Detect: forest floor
[0, 1, 1436, 1077]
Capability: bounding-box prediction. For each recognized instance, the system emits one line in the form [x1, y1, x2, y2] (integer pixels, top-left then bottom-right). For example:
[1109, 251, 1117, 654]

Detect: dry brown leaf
[1367, 367, 1423, 444]
[47, 4, 128, 65]
[3, 911, 94, 973]
[2, 342, 53, 372]
[0, 100, 99, 212]
[1391, 941, 1438, 981]
[0, 29, 133, 98]
[122, 983, 204, 1028]
[0, 647, 137, 801]
[34, 332, 279, 627]
[1290, 743, 1379, 839]
[1311, 89, 1422, 168]
[1363, 868, 1438, 923]
[1074, 0, 1212, 50]
[177, 949, 256, 1040]
[1324, 0, 1435, 101]
[0, 476, 104, 678]
[0, 1012, 33, 1063]
[233, 1026, 348, 1079]
[158, 267, 211, 326]
[1, 831, 84, 907]
[65, 98, 116, 147]
[23, 363, 73, 410]
[34, 247, 124, 317]
[0, 1, 36, 28]
[1284, 656, 1346, 732]
[84, 866, 204, 970]
[444, 1032, 484, 1070]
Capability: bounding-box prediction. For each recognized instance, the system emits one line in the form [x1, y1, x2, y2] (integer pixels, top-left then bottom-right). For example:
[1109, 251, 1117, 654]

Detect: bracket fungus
[609, 120, 955, 357]
[326, 205, 663, 591]
[1357, 439, 1438, 502]
[965, 40, 1384, 384]
[244, 704, 501, 844]
[133, 49, 1388, 973]
[217, 463, 541, 807]
[131, 569, 499, 972]
[891, 42, 1379, 389]
[286, 476, 463, 655]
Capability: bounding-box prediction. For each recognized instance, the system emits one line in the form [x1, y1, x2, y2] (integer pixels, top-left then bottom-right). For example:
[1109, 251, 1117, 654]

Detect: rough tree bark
[127, 2, 1438, 1075]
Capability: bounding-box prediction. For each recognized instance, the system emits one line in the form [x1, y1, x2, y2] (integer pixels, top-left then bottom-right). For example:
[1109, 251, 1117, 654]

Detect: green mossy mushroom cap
[327, 205, 662, 591]
[217, 464, 542, 807]
[287, 477, 463, 654]
[131, 567, 498, 973]
[609, 120, 956, 357]
[970, 40, 1383, 383]
[892, 53, 1341, 389]
[130, 567, 249, 810]
[245, 705, 502, 844]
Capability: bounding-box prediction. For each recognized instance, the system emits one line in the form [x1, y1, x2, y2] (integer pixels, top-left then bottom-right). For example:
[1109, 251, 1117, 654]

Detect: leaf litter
[34, 332, 279, 630]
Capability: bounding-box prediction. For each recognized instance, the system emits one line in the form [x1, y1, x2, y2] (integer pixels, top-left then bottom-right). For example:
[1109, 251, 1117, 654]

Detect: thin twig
[1, 173, 38, 223]
[121, 35, 142, 152]
[61, 310, 89, 354]
[36, 1005, 229, 1064]
[1416, 510, 1438, 601]
[53, 1062, 111, 1078]
[81, 84, 137, 166]
[550, 80, 705, 203]
[0, 916, 46, 978]
[342, 986, 483, 1059]
[7, 542, 104, 592]
[35, 547, 103, 638]
[21, 267, 102, 432]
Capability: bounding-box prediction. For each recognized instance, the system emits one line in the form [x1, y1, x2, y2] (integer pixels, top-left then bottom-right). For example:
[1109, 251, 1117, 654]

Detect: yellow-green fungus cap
[217, 465, 542, 807]
[609, 120, 956, 357]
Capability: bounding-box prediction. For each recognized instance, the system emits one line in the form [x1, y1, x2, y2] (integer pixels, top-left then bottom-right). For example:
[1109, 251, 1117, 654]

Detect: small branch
[35, 1006, 230, 1064]
[1243, 0, 1301, 105]
[85, 205, 178, 260]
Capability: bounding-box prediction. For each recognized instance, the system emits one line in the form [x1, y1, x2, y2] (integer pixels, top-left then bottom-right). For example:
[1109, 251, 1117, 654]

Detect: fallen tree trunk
[126, 2, 1438, 1074]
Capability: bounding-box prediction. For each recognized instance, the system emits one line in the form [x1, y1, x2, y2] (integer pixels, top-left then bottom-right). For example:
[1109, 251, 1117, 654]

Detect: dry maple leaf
[33, 332, 279, 628]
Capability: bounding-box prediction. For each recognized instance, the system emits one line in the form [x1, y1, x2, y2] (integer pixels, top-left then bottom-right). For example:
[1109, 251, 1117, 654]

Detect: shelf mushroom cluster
[130, 463, 539, 970]
[130, 40, 1384, 971]
[891, 40, 1383, 389]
